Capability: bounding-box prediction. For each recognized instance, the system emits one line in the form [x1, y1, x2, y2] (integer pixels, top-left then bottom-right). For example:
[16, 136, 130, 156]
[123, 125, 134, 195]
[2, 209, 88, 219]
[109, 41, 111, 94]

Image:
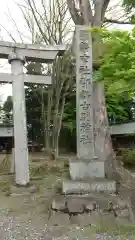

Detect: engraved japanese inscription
[76, 26, 94, 159]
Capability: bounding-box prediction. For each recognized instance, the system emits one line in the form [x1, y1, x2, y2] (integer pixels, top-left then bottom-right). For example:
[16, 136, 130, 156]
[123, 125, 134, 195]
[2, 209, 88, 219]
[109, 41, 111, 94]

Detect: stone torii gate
[0, 41, 65, 186]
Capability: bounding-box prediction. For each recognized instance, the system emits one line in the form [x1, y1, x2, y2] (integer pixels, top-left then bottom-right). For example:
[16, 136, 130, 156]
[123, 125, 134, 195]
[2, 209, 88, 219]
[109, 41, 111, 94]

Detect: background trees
[1, 0, 135, 157]
[2, 27, 135, 153]
[94, 29, 135, 124]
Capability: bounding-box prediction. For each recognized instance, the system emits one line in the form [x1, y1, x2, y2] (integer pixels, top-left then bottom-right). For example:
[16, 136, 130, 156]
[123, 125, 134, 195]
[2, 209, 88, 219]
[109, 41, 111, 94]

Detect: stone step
[51, 193, 129, 213]
[63, 179, 116, 194]
[51, 193, 135, 225]
[51, 193, 134, 224]
[49, 210, 133, 230]
[69, 159, 105, 180]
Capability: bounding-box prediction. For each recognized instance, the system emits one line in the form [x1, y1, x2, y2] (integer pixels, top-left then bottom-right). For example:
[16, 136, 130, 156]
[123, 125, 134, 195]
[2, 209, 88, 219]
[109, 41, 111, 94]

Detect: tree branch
[101, 0, 110, 21]
[104, 18, 134, 25]
[93, 0, 104, 26]
[27, 0, 49, 43]
[66, 0, 83, 24]
[0, 24, 16, 42]
[79, 0, 93, 24]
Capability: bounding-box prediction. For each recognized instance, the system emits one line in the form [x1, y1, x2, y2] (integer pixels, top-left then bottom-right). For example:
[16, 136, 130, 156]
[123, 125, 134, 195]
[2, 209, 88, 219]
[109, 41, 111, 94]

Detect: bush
[116, 148, 135, 166]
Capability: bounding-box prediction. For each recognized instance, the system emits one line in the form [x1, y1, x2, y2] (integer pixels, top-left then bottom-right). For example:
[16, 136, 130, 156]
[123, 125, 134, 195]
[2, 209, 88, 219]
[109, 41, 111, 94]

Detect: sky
[0, 0, 29, 103]
[0, 0, 134, 103]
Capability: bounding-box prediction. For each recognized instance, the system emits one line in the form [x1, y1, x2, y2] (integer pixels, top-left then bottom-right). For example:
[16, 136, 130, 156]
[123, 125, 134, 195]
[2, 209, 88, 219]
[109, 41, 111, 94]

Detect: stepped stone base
[51, 193, 134, 224]
[69, 159, 105, 180]
[63, 179, 116, 194]
[52, 193, 128, 212]
[49, 210, 118, 227]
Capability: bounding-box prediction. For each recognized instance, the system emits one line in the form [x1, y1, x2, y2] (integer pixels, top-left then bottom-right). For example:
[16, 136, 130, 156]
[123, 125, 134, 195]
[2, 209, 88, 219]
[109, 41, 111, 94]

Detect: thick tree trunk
[93, 82, 113, 161]
[93, 82, 115, 179]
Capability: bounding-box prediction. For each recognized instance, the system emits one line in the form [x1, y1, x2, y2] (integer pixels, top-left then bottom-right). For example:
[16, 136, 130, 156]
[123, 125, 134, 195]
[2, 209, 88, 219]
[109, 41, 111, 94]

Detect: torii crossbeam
[0, 73, 51, 85]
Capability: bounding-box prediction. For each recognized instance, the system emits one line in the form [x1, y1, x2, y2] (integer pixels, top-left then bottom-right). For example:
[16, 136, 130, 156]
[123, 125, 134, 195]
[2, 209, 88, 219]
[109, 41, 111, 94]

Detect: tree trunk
[51, 87, 61, 159]
[41, 87, 46, 154]
[93, 82, 113, 161]
[51, 84, 64, 160]
[55, 94, 66, 159]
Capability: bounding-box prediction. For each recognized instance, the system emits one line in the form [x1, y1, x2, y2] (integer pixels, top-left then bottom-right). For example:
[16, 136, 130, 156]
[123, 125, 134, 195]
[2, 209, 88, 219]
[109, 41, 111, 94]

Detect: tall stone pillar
[69, 26, 105, 180]
[8, 52, 29, 185]
[76, 25, 94, 159]
[62, 25, 116, 195]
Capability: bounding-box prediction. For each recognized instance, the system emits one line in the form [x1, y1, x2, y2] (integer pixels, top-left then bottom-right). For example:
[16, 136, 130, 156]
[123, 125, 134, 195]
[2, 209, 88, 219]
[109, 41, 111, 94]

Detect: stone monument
[51, 26, 134, 223]
[63, 25, 116, 194]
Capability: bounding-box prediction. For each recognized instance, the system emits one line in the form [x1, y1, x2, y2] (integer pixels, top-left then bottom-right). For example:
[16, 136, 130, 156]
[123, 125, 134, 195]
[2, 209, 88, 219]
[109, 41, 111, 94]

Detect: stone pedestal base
[51, 193, 134, 224]
[63, 179, 116, 194]
[69, 159, 105, 180]
[10, 183, 36, 196]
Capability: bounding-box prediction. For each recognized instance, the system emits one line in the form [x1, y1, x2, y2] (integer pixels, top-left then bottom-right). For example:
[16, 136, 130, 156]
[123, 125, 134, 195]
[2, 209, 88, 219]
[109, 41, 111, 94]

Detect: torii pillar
[8, 53, 29, 185]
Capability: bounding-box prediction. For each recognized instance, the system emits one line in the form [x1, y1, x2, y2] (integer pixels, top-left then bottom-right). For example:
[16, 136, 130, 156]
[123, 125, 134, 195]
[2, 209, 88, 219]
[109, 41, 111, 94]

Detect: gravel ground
[0, 190, 134, 240]
[0, 207, 92, 240]
[0, 209, 52, 240]
[0, 208, 133, 240]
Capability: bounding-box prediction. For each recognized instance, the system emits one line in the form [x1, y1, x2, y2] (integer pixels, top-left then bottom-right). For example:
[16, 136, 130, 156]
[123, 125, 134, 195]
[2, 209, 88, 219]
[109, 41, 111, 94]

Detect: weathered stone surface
[63, 180, 116, 194]
[51, 192, 133, 226]
[114, 199, 128, 210]
[85, 202, 96, 211]
[69, 159, 105, 180]
[67, 198, 85, 213]
[51, 197, 66, 211]
[116, 209, 129, 218]
[75, 25, 94, 160]
[0, 41, 66, 62]
[10, 184, 36, 196]
[9, 54, 29, 186]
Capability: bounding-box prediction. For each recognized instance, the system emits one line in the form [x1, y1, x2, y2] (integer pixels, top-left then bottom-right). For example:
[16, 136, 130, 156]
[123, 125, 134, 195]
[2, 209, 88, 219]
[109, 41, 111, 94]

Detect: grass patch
[30, 161, 65, 178]
[54, 182, 62, 194]
[35, 183, 40, 193]
[0, 156, 11, 174]
[116, 148, 135, 166]
[0, 180, 8, 185]
[96, 224, 135, 236]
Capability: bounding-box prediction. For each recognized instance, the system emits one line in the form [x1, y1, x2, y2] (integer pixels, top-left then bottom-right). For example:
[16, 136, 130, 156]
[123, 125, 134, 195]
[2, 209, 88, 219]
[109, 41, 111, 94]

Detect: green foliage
[25, 62, 50, 143]
[94, 29, 135, 124]
[25, 84, 44, 143]
[30, 162, 62, 177]
[3, 96, 13, 112]
[122, 1, 135, 23]
[62, 91, 76, 132]
[123, 0, 135, 11]
[2, 96, 13, 123]
[116, 148, 135, 166]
